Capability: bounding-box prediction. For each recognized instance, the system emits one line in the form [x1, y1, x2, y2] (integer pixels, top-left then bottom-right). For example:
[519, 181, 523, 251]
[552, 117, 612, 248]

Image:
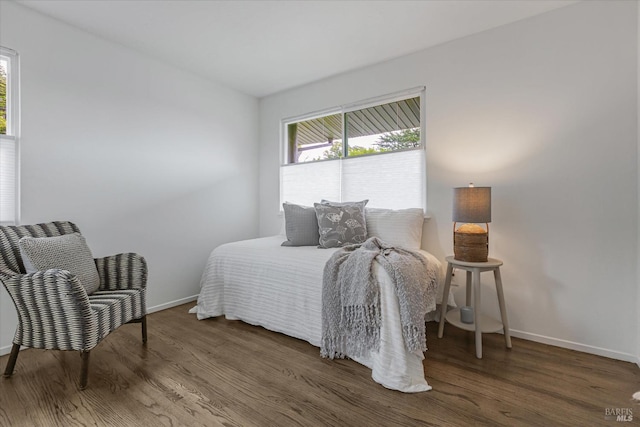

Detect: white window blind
[281, 159, 341, 207]
[1, 47, 20, 225]
[0, 138, 17, 223]
[341, 149, 425, 209]
[280, 149, 425, 209]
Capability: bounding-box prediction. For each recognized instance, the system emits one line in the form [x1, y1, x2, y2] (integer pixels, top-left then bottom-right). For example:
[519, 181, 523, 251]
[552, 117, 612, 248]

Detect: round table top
[445, 256, 503, 268]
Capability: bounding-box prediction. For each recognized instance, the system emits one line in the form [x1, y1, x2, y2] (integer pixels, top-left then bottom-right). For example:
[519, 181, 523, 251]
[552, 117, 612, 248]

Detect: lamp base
[454, 230, 488, 262]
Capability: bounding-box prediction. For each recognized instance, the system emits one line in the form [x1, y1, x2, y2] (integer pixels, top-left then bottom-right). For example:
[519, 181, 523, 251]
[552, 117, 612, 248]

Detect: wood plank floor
[0, 303, 638, 426]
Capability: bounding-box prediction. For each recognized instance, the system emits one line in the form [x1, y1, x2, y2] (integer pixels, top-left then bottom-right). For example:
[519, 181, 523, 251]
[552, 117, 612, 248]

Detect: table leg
[473, 268, 482, 358]
[438, 262, 454, 338]
[466, 271, 472, 306]
[494, 267, 512, 349]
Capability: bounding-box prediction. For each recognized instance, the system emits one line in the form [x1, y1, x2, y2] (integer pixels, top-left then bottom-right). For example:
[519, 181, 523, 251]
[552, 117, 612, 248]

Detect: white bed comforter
[190, 235, 446, 392]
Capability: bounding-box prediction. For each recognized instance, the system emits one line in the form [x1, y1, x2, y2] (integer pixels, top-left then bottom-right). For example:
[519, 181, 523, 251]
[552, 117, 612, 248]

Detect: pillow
[18, 233, 101, 295]
[281, 202, 320, 246]
[365, 208, 424, 250]
[314, 200, 368, 248]
[320, 199, 368, 207]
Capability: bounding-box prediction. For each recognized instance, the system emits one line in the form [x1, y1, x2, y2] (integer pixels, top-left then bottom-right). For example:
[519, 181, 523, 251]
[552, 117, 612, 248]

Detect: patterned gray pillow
[314, 200, 368, 248]
[281, 202, 320, 246]
[18, 233, 101, 295]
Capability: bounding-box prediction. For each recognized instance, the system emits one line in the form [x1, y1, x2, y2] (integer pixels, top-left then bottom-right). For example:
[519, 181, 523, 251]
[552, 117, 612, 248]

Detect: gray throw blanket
[321, 236, 436, 360]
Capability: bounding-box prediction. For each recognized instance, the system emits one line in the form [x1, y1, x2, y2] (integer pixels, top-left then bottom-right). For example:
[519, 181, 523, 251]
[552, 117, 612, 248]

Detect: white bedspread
[190, 235, 446, 392]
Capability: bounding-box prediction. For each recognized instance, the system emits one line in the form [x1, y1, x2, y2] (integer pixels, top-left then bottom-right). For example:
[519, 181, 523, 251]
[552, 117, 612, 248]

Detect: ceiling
[16, 0, 578, 98]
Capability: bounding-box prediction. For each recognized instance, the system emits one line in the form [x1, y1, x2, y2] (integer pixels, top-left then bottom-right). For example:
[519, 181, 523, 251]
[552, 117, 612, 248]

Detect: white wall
[259, 1, 638, 361]
[0, 2, 259, 354]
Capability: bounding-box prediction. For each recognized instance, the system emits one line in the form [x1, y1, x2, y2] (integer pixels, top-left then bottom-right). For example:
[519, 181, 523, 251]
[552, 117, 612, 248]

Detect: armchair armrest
[94, 253, 147, 291]
[1, 269, 97, 351]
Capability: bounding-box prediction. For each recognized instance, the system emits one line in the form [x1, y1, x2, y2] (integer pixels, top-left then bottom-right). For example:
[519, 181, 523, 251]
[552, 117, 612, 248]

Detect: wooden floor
[0, 303, 638, 427]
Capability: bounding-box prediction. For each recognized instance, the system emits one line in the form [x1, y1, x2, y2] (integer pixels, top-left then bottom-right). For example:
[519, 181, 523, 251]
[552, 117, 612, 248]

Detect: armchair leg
[142, 315, 147, 344]
[3, 343, 20, 377]
[79, 351, 90, 390]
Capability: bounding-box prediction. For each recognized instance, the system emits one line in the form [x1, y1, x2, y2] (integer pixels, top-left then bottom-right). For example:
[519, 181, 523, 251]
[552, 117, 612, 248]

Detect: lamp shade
[453, 187, 491, 223]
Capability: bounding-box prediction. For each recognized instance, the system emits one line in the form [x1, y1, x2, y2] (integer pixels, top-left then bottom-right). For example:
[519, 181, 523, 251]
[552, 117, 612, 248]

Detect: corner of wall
[636, 0, 640, 369]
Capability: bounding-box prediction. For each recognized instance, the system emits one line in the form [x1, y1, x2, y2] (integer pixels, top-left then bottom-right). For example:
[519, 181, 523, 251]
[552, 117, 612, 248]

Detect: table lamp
[453, 183, 491, 262]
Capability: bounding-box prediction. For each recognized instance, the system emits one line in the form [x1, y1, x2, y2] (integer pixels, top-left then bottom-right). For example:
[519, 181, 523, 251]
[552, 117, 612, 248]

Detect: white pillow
[365, 208, 424, 250]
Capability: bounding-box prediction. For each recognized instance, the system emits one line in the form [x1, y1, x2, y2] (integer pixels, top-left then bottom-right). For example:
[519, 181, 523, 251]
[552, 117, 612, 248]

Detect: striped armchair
[0, 221, 147, 389]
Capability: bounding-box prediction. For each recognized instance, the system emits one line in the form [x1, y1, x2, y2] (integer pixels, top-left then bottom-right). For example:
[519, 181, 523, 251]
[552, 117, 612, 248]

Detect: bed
[190, 206, 452, 392]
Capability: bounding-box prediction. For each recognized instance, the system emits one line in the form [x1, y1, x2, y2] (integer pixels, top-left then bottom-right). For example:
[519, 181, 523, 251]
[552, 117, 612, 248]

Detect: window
[280, 87, 425, 210]
[0, 47, 19, 225]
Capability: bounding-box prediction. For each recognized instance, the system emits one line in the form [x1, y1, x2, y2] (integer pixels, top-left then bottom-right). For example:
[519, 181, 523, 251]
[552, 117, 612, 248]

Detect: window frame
[279, 87, 427, 211]
[281, 107, 342, 165]
[281, 86, 425, 166]
[0, 46, 21, 226]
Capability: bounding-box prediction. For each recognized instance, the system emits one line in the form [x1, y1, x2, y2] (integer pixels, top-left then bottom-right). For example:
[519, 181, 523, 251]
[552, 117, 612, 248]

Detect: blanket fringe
[321, 237, 434, 360]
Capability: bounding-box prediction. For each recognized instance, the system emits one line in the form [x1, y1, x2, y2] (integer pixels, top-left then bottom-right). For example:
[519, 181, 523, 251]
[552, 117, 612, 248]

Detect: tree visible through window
[0, 58, 6, 134]
[318, 128, 420, 160]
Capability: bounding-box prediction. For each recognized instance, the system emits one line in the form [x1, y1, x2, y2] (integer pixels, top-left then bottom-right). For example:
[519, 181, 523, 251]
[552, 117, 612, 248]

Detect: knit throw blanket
[321, 236, 436, 360]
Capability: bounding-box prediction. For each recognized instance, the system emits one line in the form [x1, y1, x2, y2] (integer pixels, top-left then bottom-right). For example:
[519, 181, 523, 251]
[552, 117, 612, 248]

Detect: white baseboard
[0, 295, 199, 356]
[146, 294, 198, 314]
[509, 328, 638, 364]
[0, 344, 14, 357]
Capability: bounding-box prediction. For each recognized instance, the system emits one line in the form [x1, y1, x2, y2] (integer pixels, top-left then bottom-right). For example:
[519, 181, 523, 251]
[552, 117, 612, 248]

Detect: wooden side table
[437, 256, 512, 358]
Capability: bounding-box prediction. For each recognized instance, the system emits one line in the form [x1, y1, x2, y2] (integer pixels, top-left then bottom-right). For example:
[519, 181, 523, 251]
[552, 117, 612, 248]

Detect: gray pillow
[18, 233, 101, 295]
[314, 200, 368, 248]
[320, 199, 368, 207]
[281, 202, 320, 246]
